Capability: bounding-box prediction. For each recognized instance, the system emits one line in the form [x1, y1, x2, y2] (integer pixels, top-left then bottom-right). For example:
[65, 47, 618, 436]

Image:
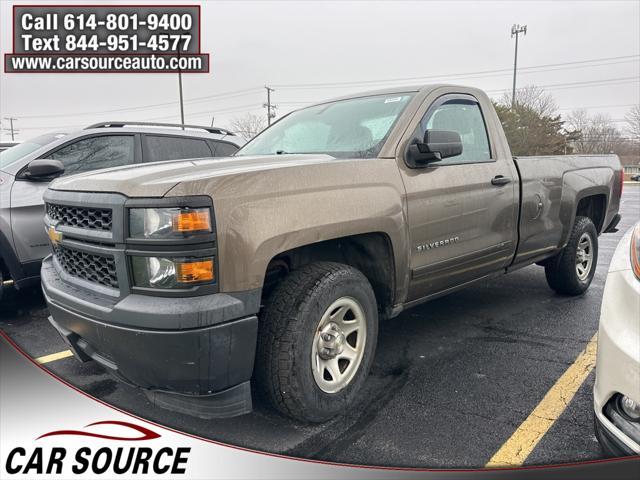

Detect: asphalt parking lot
[1, 185, 639, 468]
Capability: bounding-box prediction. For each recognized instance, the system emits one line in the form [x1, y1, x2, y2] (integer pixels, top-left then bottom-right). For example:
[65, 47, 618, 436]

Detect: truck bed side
[511, 154, 622, 267]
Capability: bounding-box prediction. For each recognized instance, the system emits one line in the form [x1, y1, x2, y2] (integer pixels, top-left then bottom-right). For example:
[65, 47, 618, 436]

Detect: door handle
[491, 175, 512, 186]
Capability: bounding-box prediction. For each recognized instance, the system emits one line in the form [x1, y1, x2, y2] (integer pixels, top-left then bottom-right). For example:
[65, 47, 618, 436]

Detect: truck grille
[46, 203, 112, 231]
[53, 245, 118, 288]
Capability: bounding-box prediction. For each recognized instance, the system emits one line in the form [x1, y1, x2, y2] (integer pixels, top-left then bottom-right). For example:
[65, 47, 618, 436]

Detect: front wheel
[255, 262, 378, 423]
[545, 216, 598, 296]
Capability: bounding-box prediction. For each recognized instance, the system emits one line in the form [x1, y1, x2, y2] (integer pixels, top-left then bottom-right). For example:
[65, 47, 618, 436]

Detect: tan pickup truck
[41, 85, 623, 423]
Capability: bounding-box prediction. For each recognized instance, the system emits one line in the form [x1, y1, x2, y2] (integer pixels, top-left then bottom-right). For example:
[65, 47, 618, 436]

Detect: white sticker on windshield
[384, 96, 403, 103]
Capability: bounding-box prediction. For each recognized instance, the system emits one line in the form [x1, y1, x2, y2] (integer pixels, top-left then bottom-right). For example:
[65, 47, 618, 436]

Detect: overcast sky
[1, 0, 639, 141]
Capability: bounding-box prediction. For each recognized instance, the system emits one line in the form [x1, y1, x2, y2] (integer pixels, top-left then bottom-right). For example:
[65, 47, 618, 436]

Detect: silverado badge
[416, 236, 460, 252]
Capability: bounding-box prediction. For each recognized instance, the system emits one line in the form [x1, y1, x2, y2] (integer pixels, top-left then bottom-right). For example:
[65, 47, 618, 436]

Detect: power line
[16, 75, 640, 131]
[275, 72, 639, 96]
[17, 87, 264, 119]
[24, 89, 634, 131]
[279, 92, 639, 112]
[17, 103, 265, 130]
[147, 103, 264, 122]
[557, 103, 638, 111]
[11, 54, 639, 121]
[279, 65, 636, 105]
[13, 75, 640, 133]
[272, 54, 639, 90]
[484, 76, 640, 94]
[276, 77, 639, 108]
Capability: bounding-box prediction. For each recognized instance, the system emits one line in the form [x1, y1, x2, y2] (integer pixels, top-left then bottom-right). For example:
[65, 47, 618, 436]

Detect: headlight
[129, 207, 211, 239]
[631, 224, 640, 281]
[131, 256, 215, 289]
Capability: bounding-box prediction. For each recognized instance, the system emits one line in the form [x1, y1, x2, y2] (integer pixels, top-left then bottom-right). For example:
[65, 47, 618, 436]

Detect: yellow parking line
[486, 333, 598, 468]
[35, 349, 73, 364]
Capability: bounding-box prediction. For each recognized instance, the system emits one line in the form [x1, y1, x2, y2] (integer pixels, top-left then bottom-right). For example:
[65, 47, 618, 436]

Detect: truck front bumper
[41, 255, 259, 419]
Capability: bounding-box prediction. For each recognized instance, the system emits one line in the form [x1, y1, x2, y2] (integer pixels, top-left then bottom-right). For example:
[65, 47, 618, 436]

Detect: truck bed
[512, 154, 622, 267]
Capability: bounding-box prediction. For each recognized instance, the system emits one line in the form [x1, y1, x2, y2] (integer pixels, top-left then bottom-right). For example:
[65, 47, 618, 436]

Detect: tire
[545, 216, 598, 296]
[255, 262, 378, 423]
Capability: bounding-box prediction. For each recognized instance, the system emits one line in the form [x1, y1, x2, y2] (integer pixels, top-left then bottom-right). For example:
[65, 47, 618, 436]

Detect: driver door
[400, 94, 518, 301]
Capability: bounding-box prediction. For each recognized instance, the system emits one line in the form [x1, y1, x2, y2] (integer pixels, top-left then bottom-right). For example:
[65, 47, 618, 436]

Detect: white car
[594, 222, 640, 455]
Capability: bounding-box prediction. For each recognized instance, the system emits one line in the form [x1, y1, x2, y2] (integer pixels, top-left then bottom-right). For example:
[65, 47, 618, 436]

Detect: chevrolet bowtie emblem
[48, 225, 62, 245]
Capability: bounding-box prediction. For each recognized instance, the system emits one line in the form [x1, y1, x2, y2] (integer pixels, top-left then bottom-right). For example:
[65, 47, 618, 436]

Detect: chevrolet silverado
[41, 85, 622, 423]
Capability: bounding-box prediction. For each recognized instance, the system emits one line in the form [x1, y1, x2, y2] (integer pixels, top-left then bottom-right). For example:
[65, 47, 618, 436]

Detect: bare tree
[229, 113, 267, 141]
[565, 110, 623, 154]
[564, 109, 591, 153]
[625, 104, 640, 142]
[500, 85, 558, 117]
[494, 86, 569, 155]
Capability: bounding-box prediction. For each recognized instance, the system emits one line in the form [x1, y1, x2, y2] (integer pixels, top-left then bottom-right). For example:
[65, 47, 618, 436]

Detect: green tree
[494, 102, 571, 156]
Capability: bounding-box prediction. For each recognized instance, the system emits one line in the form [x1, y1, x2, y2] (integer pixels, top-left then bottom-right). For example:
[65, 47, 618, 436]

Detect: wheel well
[576, 194, 606, 233]
[0, 256, 8, 280]
[262, 233, 395, 316]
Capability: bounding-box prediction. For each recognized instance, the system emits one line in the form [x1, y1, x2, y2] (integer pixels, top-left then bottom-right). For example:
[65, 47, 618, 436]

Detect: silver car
[0, 121, 243, 300]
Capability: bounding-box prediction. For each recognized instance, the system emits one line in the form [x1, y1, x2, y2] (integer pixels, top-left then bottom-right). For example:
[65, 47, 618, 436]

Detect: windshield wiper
[275, 150, 289, 155]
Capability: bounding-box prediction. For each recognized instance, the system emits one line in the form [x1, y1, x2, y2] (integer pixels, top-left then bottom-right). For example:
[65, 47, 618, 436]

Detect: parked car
[631, 174, 640, 182]
[594, 223, 640, 456]
[0, 142, 19, 152]
[41, 85, 622, 423]
[0, 122, 243, 300]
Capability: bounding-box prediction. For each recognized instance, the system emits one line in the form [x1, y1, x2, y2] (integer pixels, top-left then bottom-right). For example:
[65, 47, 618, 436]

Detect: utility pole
[264, 86, 276, 126]
[511, 24, 527, 109]
[3, 117, 17, 141]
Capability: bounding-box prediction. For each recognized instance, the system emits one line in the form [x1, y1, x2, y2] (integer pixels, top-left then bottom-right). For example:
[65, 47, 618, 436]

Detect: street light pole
[177, 40, 185, 129]
[511, 24, 527, 109]
[178, 69, 185, 129]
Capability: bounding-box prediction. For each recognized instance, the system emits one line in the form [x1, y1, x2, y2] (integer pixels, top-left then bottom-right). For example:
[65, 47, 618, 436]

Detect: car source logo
[4, 420, 191, 475]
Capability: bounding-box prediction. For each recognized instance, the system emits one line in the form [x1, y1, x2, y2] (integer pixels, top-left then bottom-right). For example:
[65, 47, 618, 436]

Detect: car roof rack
[85, 121, 235, 136]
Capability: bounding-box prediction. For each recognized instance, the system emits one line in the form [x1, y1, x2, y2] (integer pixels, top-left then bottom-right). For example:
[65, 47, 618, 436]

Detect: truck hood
[49, 154, 338, 197]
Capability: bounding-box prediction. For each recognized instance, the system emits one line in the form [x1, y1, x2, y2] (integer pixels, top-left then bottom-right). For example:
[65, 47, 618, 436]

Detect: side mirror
[22, 159, 65, 181]
[406, 130, 463, 167]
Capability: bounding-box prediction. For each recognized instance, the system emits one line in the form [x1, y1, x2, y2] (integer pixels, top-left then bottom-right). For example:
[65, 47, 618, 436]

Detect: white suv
[594, 222, 640, 455]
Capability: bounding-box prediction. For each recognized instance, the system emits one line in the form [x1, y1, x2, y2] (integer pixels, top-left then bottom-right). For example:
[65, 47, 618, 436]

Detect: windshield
[237, 93, 415, 158]
[0, 132, 67, 169]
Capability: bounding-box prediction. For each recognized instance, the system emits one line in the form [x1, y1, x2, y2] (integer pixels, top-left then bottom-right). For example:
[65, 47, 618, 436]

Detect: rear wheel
[545, 216, 598, 296]
[255, 262, 378, 423]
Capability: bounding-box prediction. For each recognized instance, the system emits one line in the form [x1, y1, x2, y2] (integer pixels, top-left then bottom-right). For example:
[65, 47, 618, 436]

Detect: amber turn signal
[631, 224, 640, 281]
[176, 259, 215, 284]
[173, 209, 211, 233]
